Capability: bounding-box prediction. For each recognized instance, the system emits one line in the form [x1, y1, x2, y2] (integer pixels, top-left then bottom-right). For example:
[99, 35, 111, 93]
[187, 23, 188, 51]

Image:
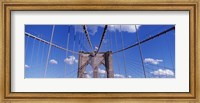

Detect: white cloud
[87, 25, 99, 35]
[84, 68, 106, 78]
[84, 69, 132, 78]
[88, 68, 106, 74]
[150, 69, 174, 76]
[114, 74, 125, 78]
[144, 58, 163, 65]
[85, 74, 91, 78]
[108, 25, 141, 33]
[25, 64, 30, 68]
[76, 25, 140, 35]
[128, 75, 132, 78]
[76, 25, 104, 36]
[95, 46, 98, 51]
[98, 68, 106, 74]
[85, 68, 106, 78]
[49, 59, 58, 64]
[64, 55, 78, 65]
[114, 74, 132, 78]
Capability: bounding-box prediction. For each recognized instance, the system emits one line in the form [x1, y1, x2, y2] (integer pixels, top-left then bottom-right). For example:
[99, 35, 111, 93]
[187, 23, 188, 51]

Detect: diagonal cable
[95, 25, 108, 55]
[135, 25, 146, 78]
[44, 25, 55, 78]
[83, 25, 93, 51]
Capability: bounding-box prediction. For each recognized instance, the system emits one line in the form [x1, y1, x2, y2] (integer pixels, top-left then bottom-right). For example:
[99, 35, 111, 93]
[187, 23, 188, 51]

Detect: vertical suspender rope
[80, 31, 82, 51]
[72, 26, 77, 75]
[159, 32, 166, 78]
[73, 26, 76, 53]
[108, 28, 111, 51]
[36, 35, 41, 65]
[120, 25, 128, 78]
[40, 39, 45, 67]
[78, 28, 81, 51]
[109, 27, 113, 51]
[44, 25, 55, 78]
[159, 32, 172, 77]
[25, 35, 29, 68]
[25, 35, 29, 56]
[64, 26, 71, 77]
[81, 32, 84, 51]
[114, 25, 121, 74]
[135, 25, 146, 78]
[30, 35, 36, 65]
[159, 33, 166, 78]
[165, 31, 175, 69]
[106, 32, 109, 51]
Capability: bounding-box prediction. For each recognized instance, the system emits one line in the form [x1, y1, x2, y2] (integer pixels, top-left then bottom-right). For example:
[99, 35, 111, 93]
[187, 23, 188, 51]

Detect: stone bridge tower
[77, 51, 114, 78]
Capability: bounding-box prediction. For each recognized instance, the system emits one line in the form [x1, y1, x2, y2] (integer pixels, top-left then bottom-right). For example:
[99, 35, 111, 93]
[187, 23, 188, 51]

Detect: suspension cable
[25, 32, 79, 54]
[113, 26, 175, 54]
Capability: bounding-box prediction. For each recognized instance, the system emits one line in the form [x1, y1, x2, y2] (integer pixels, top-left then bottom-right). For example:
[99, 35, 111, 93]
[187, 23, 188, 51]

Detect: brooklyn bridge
[25, 25, 175, 78]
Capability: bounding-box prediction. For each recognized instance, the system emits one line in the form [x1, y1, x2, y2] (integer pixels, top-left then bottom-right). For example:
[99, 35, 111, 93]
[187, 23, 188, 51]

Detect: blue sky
[25, 25, 175, 78]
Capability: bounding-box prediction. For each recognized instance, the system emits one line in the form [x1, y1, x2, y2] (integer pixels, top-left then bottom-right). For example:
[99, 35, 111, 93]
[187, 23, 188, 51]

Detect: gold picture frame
[0, 0, 199, 102]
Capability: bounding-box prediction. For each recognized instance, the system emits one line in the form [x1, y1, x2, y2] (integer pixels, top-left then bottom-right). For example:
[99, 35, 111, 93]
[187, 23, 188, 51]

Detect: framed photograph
[1, 0, 199, 102]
